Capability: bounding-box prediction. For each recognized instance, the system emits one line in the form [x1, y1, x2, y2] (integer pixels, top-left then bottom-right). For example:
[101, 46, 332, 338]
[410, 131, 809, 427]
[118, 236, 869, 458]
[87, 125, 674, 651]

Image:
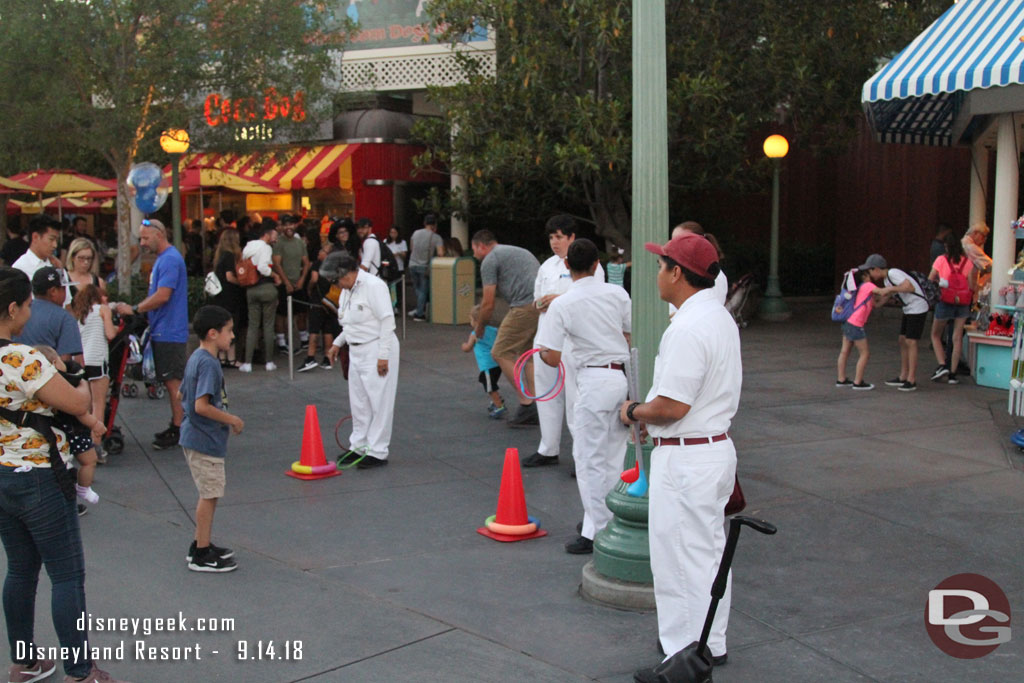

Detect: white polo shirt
[335, 270, 396, 360]
[535, 276, 631, 368]
[534, 254, 605, 305]
[360, 236, 381, 275]
[13, 251, 71, 305]
[647, 287, 741, 438]
[668, 269, 728, 316]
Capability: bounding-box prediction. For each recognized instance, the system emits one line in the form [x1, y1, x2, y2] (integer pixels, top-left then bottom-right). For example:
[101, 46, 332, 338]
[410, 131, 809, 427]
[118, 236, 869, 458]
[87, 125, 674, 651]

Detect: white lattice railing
[339, 42, 496, 92]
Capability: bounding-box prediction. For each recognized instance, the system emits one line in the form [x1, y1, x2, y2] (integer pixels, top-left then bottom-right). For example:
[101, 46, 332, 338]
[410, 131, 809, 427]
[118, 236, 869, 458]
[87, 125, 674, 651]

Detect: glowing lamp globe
[763, 134, 789, 159]
[160, 129, 190, 155]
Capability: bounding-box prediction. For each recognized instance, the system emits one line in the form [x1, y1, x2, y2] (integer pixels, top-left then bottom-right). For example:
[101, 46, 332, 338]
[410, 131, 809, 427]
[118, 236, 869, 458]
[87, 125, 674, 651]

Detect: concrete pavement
[3, 300, 1022, 682]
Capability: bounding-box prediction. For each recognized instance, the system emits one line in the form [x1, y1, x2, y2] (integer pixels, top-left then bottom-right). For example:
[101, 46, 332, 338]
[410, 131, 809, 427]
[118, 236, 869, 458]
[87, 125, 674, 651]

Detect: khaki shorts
[491, 305, 540, 362]
[184, 448, 226, 499]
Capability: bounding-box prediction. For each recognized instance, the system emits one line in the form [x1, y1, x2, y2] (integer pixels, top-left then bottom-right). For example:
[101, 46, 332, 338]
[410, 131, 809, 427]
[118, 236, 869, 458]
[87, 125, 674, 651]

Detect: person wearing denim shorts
[929, 235, 976, 385]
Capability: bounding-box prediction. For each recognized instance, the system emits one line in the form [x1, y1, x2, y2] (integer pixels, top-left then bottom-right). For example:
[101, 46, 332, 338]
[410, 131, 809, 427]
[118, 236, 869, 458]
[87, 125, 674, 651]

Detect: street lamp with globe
[759, 134, 791, 321]
[159, 128, 190, 251]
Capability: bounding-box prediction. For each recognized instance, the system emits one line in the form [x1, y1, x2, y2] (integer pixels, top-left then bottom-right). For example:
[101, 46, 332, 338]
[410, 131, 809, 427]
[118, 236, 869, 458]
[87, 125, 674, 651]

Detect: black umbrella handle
[698, 515, 778, 653]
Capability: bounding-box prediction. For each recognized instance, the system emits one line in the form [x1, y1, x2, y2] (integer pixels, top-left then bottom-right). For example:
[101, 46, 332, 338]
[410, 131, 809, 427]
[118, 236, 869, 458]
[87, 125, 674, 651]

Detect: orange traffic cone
[477, 448, 547, 542]
[286, 406, 342, 480]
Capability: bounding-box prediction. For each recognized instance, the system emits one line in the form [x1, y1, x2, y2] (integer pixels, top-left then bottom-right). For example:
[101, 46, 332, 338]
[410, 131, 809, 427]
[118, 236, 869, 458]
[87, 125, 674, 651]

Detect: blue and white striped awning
[862, 0, 1024, 146]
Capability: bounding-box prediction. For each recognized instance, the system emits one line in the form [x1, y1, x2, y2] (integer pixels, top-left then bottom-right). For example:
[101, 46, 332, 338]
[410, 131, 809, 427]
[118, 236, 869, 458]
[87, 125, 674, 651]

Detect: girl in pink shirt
[837, 270, 877, 390]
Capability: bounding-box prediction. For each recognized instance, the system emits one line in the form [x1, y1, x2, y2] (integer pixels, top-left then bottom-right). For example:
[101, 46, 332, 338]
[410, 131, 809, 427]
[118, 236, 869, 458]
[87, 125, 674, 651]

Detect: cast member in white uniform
[536, 239, 629, 554]
[621, 233, 741, 676]
[324, 252, 399, 468]
[524, 215, 604, 468]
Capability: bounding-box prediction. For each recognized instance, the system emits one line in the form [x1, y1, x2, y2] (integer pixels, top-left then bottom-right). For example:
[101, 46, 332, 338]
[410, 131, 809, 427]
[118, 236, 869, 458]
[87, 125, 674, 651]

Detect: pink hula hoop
[513, 348, 564, 402]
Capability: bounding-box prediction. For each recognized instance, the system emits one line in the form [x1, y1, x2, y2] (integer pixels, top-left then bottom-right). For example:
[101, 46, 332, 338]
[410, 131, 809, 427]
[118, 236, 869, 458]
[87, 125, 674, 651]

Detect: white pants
[347, 335, 399, 459]
[534, 336, 578, 456]
[573, 367, 628, 539]
[649, 441, 736, 658]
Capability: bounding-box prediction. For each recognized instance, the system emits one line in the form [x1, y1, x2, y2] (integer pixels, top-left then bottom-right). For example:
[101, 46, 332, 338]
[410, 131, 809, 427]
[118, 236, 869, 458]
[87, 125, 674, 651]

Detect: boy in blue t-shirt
[180, 306, 245, 573]
[461, 305, 506, 418]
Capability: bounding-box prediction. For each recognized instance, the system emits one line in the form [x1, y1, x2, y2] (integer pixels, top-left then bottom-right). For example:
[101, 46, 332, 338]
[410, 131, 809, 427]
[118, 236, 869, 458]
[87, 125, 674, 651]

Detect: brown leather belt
[587, 362, 625, 371]
[653, 433, 729, 447]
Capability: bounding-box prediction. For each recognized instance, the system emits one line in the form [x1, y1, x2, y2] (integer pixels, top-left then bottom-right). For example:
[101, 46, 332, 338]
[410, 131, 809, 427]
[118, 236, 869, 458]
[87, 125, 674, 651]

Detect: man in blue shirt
[116, 219, 189, 450]
[14, 267, 84, 365]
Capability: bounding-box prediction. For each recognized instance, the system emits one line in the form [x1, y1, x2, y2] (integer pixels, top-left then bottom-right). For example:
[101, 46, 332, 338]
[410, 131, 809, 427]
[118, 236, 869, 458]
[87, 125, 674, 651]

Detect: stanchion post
[401, 274, 406, 340]
[287, 295, 294, 380]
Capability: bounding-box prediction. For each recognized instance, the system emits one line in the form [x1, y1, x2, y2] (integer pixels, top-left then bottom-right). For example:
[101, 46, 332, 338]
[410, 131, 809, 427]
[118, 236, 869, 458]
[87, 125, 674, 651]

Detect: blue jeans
[0, 468, 91, 678]
[410, 265, 430, 317]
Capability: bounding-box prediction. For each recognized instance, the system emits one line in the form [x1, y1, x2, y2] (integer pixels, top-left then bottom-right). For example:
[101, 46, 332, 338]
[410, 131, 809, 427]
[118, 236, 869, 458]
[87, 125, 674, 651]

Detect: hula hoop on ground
[513, 348, 565, 402]
[334, 415, 365, 469]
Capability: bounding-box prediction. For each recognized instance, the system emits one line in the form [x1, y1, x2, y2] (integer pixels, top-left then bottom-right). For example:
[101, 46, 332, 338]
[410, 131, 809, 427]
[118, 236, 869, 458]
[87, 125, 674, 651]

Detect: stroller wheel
[121, 384, 132, 398]
[129, 384, 139, 397]
[104, 435, 124, 455]
[155, 385, 167, 399]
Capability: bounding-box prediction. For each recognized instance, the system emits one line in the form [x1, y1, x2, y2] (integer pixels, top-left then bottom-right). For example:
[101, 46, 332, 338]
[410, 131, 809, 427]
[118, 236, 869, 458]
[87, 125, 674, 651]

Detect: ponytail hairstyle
[72, 283, 104, 324]
[675, 221, 724, 261]
[0, 267, 31, 320]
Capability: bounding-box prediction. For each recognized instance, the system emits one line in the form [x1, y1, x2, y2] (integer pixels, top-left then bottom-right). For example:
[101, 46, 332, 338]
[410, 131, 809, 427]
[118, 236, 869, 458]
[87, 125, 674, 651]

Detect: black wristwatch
[626, 401, 641, 422]
[132, 304, 139, 314]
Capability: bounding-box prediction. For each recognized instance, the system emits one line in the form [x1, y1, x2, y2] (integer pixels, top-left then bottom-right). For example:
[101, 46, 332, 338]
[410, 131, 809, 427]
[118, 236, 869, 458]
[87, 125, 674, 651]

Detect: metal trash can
[430, 256, 476, 325]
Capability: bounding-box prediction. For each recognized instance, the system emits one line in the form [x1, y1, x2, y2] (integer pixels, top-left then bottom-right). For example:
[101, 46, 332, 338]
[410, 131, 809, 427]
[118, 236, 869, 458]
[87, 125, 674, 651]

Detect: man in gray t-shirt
[471, 230, 541, 427]
[407, 214, 446, 320]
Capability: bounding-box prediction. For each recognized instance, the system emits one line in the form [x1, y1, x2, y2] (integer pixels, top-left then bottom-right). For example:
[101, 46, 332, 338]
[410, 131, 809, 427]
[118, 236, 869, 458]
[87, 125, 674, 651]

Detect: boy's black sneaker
[898, 381, 917, 392]
[77, 504, 88, 517]
[851, 381, 874, 391]
[186, 540, 235, 562]
[151, 426, 180, 450]
[153, 423, 177, 440]
[189, 548, 238, 573]
[947, 374, 960, 385]
[835, 379, 853, 387]
[931, 364, 949, 381]
[884, 377, 904, 387]
[319, 358, 332, 370]
[297, 357, 318, 372]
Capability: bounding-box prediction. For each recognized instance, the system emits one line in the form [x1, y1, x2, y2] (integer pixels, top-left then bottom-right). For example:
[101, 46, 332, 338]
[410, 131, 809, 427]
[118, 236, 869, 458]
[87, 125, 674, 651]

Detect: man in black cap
[14, 267, 83, 366]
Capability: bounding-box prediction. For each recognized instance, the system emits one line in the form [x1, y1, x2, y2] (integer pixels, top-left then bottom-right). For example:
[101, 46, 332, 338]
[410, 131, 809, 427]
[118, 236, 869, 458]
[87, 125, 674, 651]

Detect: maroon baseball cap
[644, 232, 718, 279]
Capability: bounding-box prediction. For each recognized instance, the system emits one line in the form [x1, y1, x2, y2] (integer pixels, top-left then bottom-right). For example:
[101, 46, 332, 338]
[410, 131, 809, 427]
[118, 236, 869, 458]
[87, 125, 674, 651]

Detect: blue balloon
[127, 162, 163, 193]
[128, 162, 167, 214]
[135, 187, 168, 214]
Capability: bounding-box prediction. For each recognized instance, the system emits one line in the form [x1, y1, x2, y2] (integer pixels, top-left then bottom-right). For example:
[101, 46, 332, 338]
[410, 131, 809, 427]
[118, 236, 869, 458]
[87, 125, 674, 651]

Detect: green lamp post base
[758, 294, 791, 322]
[581, 443, 655, 611]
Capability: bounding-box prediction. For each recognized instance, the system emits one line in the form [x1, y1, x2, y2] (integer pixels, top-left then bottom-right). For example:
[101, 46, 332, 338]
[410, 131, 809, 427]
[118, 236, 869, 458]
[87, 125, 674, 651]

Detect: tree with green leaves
[417, 0, 947, 252]
[0, 0, 347, 286]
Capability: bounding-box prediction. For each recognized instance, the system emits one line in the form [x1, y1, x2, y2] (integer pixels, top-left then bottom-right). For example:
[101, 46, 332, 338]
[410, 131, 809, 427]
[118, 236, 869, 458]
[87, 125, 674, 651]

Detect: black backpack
[369, 236, 402, 283]
[901, 270, 941, 310]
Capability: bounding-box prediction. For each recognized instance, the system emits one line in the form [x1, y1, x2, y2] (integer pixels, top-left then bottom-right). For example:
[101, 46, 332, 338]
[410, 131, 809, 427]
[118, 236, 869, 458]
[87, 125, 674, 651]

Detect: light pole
[759, 134, 791, 321]
[160, 129, 190, 252]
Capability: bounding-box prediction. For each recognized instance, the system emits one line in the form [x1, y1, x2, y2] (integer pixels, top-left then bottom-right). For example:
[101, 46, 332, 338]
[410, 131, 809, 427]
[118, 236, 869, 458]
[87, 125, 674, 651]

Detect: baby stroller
[725, 273, 759, 328]
[122, 325, 166, 401]
[103, 313, 148, 454]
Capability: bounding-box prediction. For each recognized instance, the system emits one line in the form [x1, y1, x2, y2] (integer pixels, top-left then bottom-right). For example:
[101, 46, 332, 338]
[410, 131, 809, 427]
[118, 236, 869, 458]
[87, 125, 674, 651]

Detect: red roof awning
[181, 144, 359, 192]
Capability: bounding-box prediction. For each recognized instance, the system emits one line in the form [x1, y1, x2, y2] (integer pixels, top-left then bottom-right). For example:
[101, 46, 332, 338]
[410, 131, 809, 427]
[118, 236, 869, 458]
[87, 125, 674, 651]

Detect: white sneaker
[265, 362, 277, 371]
[238, 363, 252, 373]
[76, 484, 99, 504]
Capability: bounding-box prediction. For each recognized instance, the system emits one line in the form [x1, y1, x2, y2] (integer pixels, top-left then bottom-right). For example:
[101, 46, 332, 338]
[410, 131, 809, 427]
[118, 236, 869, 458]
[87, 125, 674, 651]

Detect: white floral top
[0, 344, 69, 469]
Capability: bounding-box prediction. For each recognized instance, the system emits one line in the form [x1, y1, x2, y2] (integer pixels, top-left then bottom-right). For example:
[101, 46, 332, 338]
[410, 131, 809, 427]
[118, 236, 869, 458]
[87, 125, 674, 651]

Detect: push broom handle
[627, 347, 644, 473]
